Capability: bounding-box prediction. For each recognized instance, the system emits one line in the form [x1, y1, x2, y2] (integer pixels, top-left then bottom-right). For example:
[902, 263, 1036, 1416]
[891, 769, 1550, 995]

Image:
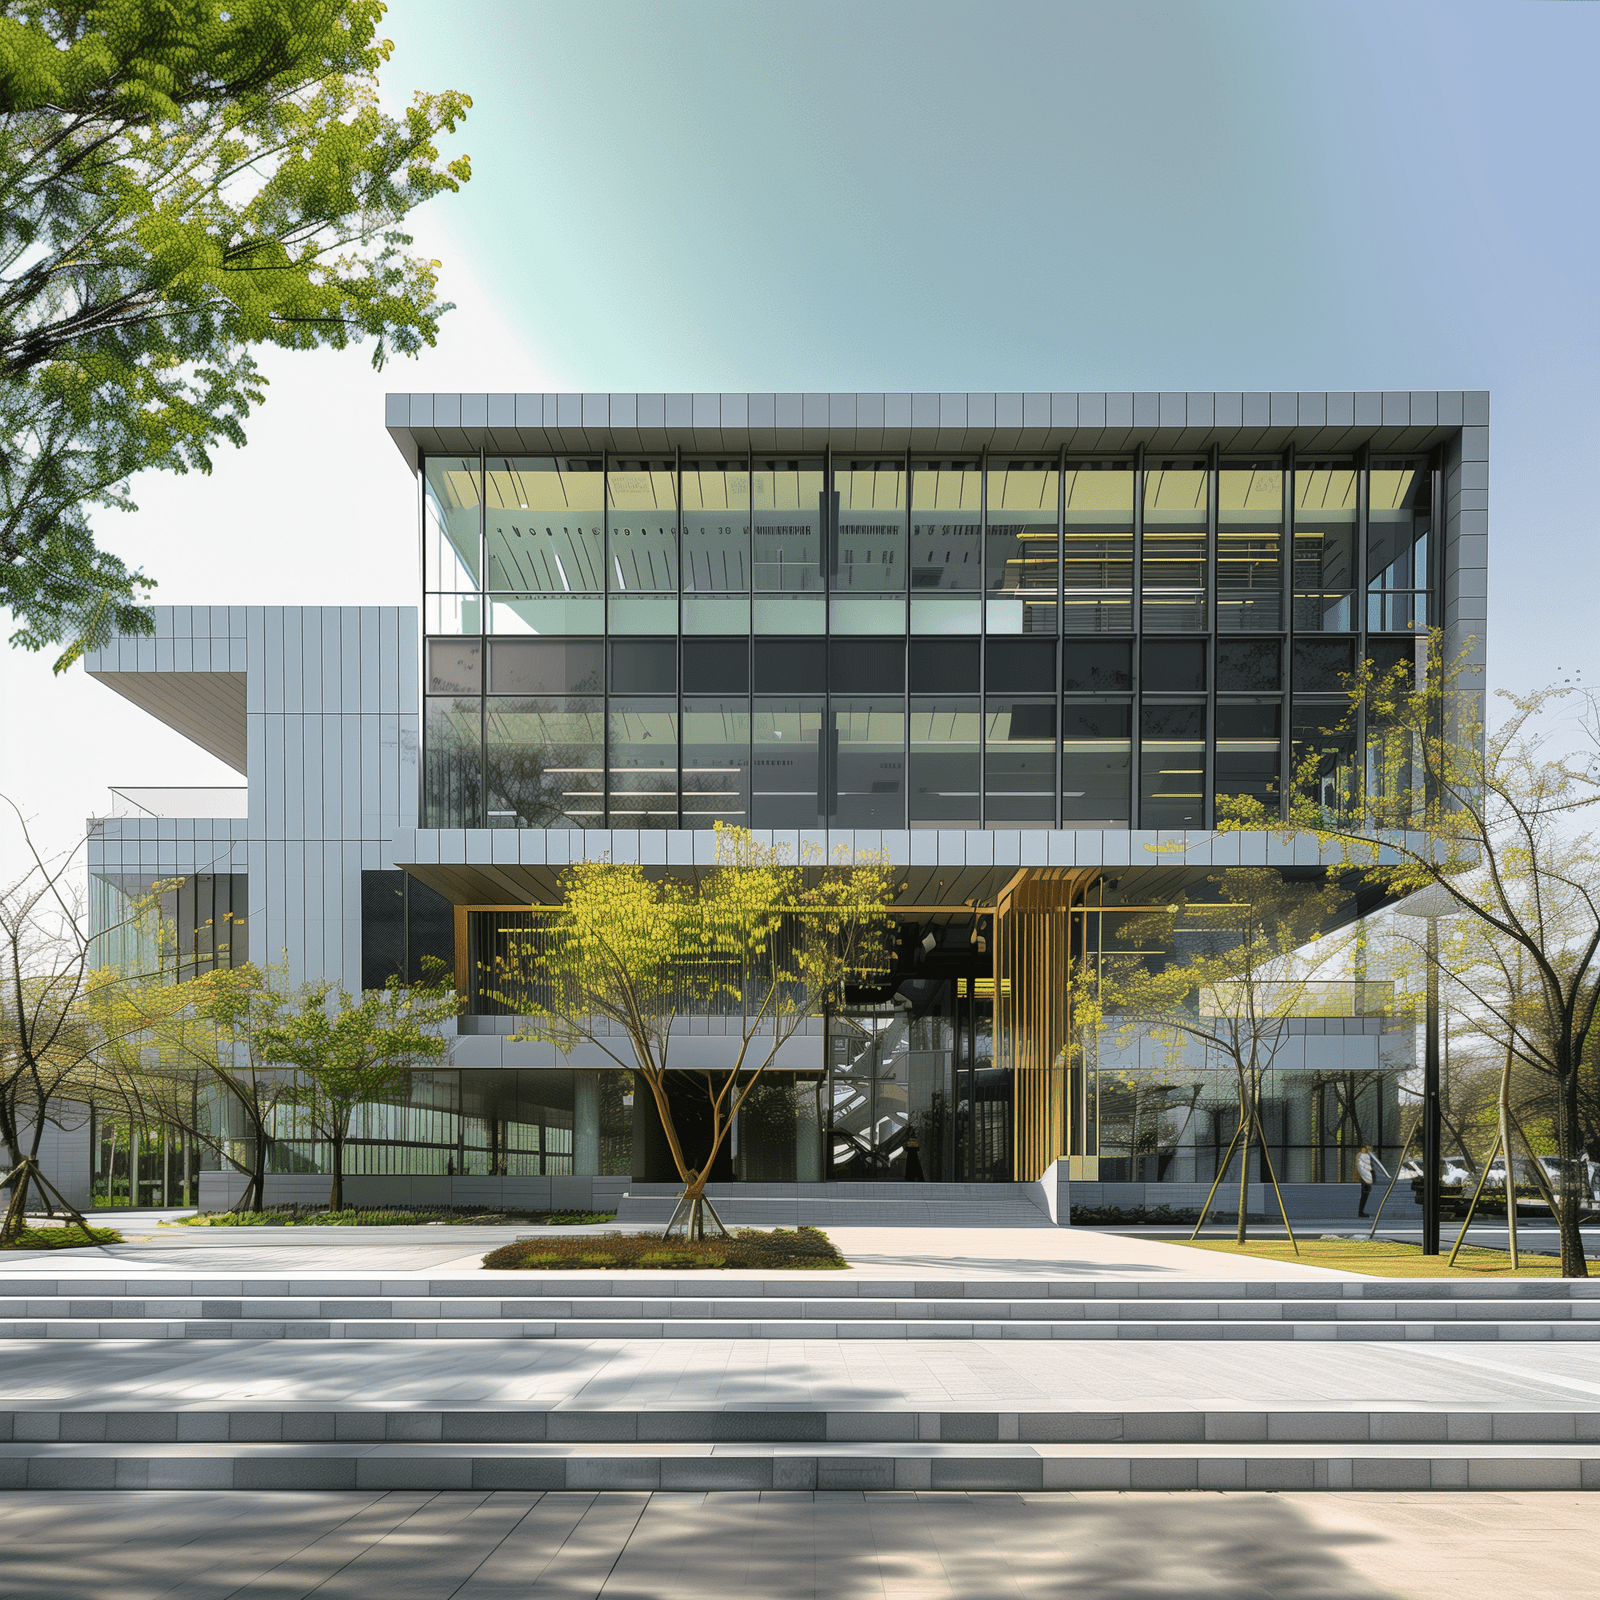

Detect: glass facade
[422, 449, 1438, 831]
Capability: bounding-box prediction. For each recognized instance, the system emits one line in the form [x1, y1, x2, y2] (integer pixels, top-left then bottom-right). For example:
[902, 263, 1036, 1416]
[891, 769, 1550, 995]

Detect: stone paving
[2, 1487, 1598, 1599]
[6, 1331, 1600, 1411]
[2, 1222, 1361, 1280]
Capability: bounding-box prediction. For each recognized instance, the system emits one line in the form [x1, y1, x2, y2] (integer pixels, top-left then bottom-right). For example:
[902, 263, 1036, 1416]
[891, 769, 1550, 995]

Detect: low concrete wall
[196, 1171, 631, 1214]
[1026, 1160, 1070, 1225]
[1068, 1180, 1422, 1220]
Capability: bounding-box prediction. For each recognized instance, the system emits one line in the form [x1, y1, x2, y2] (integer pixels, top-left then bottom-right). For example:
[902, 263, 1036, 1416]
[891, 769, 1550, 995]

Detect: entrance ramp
[615, 1181, 1055, 1229]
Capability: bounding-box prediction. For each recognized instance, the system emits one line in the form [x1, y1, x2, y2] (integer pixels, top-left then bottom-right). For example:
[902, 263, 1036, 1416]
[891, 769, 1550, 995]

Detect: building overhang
[87, 669, 247, 772]
[391, 826, 1407, 916]
[384, 389, 1482, 469]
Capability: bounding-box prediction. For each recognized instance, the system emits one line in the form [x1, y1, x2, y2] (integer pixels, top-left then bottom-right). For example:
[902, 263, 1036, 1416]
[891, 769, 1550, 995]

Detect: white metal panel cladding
[85, 606, 419, 990]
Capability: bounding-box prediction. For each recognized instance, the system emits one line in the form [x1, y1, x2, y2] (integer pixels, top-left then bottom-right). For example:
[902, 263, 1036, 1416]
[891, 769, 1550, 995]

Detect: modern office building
[80, 390, 1486, 1211]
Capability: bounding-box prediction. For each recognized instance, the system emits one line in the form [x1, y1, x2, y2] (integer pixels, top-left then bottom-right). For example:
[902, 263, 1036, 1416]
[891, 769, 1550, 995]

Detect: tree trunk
[1557, 1065, 1589, 1278]
[329, 1131, 345, 1214]
[1236, 1098, 1252, 1246]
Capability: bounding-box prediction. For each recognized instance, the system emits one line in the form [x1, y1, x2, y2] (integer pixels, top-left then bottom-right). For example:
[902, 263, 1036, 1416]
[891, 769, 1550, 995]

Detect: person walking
[1356, 1145, 1388, 1217]
[903, 1135, 925, 1182]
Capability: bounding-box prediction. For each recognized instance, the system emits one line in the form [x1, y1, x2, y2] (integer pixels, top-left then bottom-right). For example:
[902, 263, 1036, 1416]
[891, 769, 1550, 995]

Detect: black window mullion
[1131, 443, 1144, 827]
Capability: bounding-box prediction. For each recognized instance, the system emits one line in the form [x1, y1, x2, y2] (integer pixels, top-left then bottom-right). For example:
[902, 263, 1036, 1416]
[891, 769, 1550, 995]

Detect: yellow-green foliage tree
[1073, 869, 1354, 1243]
[97, 961, 299, 1213]
[256, 961, 458, 1212]
[489, 826, 895, 1238]
[1220, 632, 1600, 1275]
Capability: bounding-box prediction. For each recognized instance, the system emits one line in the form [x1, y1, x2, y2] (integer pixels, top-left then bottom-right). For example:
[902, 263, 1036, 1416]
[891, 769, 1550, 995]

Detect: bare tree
[0, 800, 136, 1239]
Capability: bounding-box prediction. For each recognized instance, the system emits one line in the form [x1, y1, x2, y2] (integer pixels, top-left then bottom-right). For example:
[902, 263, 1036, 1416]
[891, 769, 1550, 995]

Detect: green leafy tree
[0, 0, 470, 663]
[257, 960, 457, 1210]
[488, 826, 895, 1238]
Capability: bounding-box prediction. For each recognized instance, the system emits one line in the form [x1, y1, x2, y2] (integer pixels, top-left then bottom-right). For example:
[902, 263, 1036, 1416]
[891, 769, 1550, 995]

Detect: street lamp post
[1396, 886, 1464, 1257]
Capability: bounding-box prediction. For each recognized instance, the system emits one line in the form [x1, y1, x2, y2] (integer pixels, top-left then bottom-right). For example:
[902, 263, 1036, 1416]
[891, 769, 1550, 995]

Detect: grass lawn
[1177, 1236, 1574, 1277]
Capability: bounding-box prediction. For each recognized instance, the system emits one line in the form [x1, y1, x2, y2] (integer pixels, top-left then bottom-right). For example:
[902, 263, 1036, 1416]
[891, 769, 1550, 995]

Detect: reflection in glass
[1141, 462, 1208, 631]
[1140, 703, 1205, 828]
[910, 461, 981, 592]
[488, 594, 603, 635]
[424, 457, 481, 591]
[1293, 460, 1357, 631]
[1217, 460, 1282, 632]
[833, 460, 905, 594]
[909, 698, 980, 826]
[1368, 459, 1431, 632]
[607, 698, 678, 828]
[427, 638, 480, 695]
[830, 596, 907, 635]
[833, 699, 905, 828]
[1062, 703, 1131, 825]
[753, 594, 826, 634]
[752, 697, 824, 826]
[1293, 701, 1358, 818]
[486, 698, 602, 828]
[1214, 702, 1281, 813]
[489, 637, 602, 695]
[423, 697, 481, 827]
[683, 595, 752, 634]
[1062, 462, 1134, 633]
[682, 698, 751, 828]
[1216, 638, 1281, 691]
[607, 461, 677, 594]
[984, 699, 1056, 826]
[753, 459, 825, 591]
[607, 595, 677, 634]
[425, 593, 481, 635]
[986, 461, 1059, 634]
[910, 594, 982, 634]
[681, 462, 750, 593]
[484, 457, 603, 593]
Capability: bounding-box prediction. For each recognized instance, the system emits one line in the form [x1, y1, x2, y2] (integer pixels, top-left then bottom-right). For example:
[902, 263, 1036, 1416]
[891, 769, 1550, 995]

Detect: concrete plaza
[2, 1486, 1597, 1599]
[4, 1221, 1599, 1595]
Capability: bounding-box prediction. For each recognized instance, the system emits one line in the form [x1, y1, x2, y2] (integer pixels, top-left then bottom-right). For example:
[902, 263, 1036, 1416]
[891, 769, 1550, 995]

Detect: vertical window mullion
[1131, 443, 1144, 827]
[478, 447, 487, 828]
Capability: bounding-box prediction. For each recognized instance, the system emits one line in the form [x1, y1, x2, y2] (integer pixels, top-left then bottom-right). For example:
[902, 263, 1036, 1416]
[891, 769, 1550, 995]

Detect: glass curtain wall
[985, 461, 1060, 635]
[753, 459, 825, 634]
[1216, 459, 1283, 632]
[1141, 461, 1208, 631]
[606, 461, 677, 635]
[421, 449, 1434, 833]
[1062, 462, 1134, 632]
[1368, 458, 1431, 632]
[1292, 461, 1357, 631]
[682, 462, 751, 634]
[831, 459, 907, 634]
[909, 461, 982, 633]
[485, 457, 605, 635]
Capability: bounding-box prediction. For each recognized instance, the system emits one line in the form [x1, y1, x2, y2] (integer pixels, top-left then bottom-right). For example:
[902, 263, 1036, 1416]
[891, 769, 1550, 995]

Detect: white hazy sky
[1, 0, 1596, 874]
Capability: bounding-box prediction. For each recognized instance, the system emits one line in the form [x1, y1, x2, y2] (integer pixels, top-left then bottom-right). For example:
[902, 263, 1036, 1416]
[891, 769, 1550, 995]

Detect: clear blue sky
[380, 0, 1593, 689]
[1, 0, 1594, 858]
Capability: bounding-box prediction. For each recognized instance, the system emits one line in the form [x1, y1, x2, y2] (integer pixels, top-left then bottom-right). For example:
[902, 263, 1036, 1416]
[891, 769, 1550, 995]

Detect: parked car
[1399, 1157, 1474, 1188]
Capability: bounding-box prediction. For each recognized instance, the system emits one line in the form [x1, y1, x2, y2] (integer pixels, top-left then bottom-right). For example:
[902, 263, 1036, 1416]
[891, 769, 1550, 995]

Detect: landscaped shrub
[1069, 1204, 1277, 1226]
[1, 1223, 123, 1250]
[481, 1226, 847, 1271]
[175, 1206, 617, 1228]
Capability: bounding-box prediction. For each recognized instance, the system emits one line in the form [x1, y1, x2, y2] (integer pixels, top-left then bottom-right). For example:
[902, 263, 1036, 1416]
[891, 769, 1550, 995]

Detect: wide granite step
[4, 1406, 1595, 1446]
[2, 1439, 1597, 1493]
